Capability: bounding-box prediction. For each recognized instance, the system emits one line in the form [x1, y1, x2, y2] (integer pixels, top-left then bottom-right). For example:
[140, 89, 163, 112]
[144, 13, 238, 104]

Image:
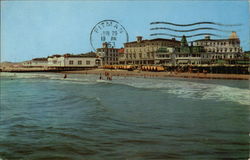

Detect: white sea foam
[116, 77, 250, 106]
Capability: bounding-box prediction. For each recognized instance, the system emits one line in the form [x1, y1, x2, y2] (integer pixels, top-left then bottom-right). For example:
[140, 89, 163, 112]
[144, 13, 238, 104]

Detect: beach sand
[62, 69, 250, 80]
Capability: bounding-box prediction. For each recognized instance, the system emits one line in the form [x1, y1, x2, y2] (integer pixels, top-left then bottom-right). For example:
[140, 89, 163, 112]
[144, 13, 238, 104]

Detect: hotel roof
[193, 32, 239, 42]
[48, 52, 98, 58]
[64, 52, 97, 58]
[32, 57, 48, 61]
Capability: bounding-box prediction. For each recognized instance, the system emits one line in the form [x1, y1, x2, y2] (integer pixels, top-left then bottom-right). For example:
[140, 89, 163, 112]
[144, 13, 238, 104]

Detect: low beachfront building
[119, 36, 181, 65]
[22, 58, 48, 67]
[47, 52, 101, 68]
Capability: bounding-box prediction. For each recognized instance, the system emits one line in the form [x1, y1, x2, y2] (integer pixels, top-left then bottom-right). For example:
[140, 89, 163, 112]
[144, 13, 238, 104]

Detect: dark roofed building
[23, 57, 48, 67]
[63, 52, 98, 58]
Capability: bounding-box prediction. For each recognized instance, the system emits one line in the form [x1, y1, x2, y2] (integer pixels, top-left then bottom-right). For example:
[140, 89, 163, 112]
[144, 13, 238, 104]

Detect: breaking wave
[1, 72, 249, 106]
[113, 77, 250, 106]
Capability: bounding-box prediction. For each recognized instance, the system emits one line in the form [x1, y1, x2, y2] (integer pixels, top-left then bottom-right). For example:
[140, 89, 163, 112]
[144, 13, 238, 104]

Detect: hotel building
[193, 32, 243, 64]
[119, 36, 181, 65]
[96, 42, 120, 65]
[173, 35, 205, 65]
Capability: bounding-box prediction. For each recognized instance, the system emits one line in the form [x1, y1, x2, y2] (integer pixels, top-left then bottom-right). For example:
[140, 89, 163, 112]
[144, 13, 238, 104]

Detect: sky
[1, 0, 249, 62]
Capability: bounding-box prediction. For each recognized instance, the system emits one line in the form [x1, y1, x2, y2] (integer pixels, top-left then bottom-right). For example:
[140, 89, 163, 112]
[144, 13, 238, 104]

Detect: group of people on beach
[99, 72, 112, 81]
[63, 72, 112, 81]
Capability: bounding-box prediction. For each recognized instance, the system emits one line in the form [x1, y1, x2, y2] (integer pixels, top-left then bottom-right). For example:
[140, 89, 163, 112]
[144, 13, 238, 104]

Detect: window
[78, 60, 82, 65]
[139, 53, 142, 58]
[86, 61, 90, 65]
[69, 60, 74, 65]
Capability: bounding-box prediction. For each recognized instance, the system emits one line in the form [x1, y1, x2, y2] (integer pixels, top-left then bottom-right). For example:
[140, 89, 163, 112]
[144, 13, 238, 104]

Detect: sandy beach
[62, 69, 250, 80]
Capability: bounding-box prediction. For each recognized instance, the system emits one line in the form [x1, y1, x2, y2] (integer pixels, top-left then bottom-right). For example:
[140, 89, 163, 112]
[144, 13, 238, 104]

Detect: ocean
[0, 72, 249, 159]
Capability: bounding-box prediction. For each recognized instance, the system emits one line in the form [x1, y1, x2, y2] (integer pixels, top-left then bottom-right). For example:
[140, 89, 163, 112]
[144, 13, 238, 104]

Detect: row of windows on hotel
[106, 53, 119, 56]
[125, 53, 239, 59]
[195, 41, 240, 46]
[160, 54, 239, 59]
[103, 57, 118, 61]
[125, 42, 177, 48]
[97, 49, 118, 53]
[157, 54, 200, 58]
[69, 60, 91, 65]
[125, 47, 241, 54]
[125, 53, 155, 59]
[125, 48, 160, 53]
[206, 47, 242, 53]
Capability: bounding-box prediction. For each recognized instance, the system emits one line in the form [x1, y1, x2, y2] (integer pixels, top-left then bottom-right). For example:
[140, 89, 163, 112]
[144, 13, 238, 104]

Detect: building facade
[172, 35, 205, 65]
[96, 43, 120, 65]
[119, 36, 181, 65]
[193, 32, 243, 64]
[154, 47, 176, 65]
[23, 58, 48, 67]
[48, 52, 101, 67]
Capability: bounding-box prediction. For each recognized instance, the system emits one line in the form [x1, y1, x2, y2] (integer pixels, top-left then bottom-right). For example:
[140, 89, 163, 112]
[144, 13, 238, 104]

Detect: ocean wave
[0, 72, 60, 79]
[111, 77, 250, 106]
[1, 73, 249, 106]
[0, 72, 98, 85]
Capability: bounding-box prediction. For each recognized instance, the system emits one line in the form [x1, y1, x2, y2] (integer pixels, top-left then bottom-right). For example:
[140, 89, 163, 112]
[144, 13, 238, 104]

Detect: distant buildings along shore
[21, 31, 249, 69]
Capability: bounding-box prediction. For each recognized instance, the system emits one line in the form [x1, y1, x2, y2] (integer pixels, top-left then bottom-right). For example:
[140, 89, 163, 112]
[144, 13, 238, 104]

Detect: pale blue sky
[1, 0, 249, 62]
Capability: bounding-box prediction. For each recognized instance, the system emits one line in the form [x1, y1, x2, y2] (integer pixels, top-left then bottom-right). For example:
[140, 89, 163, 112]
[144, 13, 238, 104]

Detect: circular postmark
[90, 20, 129, 51]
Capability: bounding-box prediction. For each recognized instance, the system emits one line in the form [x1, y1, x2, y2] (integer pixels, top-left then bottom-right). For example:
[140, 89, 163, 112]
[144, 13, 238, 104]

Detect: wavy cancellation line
[150, 33, 224, 38]
[150, 21, 242, 27]
[150, 27, 232, 33]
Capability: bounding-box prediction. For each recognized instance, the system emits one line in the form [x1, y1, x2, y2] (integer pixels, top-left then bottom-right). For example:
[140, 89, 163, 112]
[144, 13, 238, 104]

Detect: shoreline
[61, 69, 250, 80]
[1, 68, 249, 80]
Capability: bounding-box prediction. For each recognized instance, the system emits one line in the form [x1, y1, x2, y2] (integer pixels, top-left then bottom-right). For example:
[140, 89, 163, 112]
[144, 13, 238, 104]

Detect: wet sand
[62, 69, 250, 80]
